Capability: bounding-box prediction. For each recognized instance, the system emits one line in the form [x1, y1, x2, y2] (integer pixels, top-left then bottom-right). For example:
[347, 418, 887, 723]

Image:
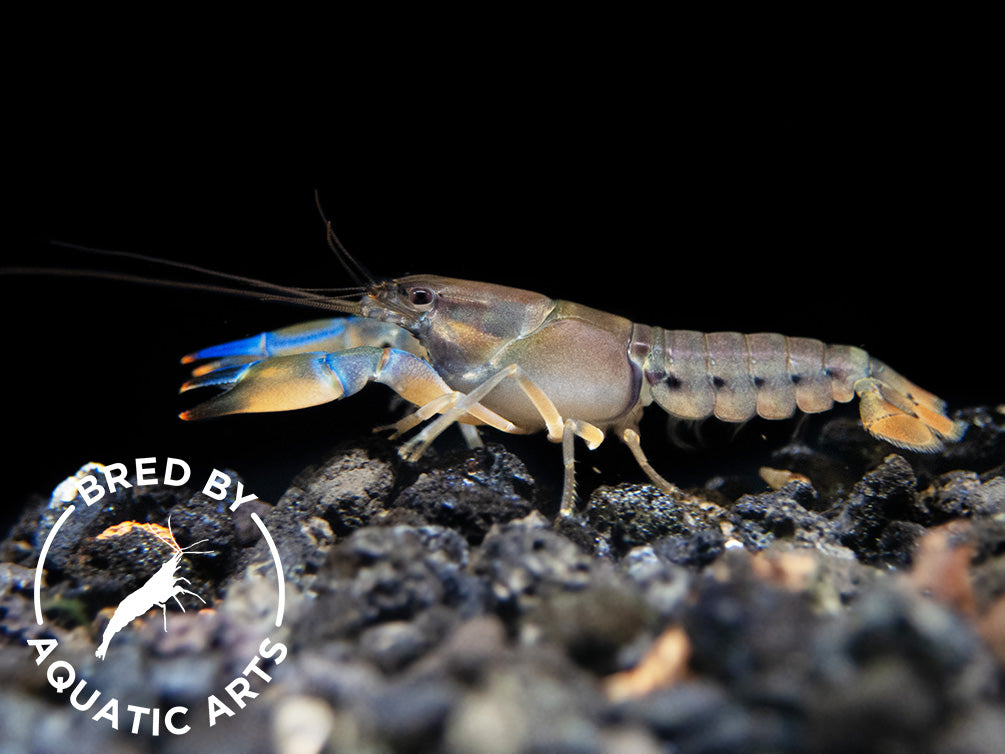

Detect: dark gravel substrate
[2, 406, 1004, 753]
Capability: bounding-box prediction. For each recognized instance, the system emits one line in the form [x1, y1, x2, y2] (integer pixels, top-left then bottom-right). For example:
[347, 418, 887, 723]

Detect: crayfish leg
[620, 428, 680, 498]
[558, 419, 608, 516]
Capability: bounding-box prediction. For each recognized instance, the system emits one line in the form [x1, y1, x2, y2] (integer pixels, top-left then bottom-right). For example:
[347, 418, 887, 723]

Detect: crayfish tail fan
[855, 359, 966, 452]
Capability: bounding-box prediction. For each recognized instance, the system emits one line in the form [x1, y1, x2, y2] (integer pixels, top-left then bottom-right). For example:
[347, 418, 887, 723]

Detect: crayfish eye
[406, 287, 436, 309]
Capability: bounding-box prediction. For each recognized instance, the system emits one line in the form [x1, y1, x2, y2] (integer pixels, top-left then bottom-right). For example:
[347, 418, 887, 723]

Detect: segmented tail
[854, 358, 965, 452]
[640, 328, 964, 453]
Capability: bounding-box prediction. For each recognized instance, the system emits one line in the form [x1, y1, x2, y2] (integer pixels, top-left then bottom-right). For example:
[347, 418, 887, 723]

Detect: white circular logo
[28, 458, 287, 737]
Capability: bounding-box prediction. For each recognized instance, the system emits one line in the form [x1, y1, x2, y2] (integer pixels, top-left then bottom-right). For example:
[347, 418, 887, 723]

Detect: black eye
[407, 287, 435, 307]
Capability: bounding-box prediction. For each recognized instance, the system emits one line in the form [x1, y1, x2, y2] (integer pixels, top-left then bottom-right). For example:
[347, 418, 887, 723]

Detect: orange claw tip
[179, 410, 194, 421]
[190, 362, 218, 377]
[181, 353, 198, 364]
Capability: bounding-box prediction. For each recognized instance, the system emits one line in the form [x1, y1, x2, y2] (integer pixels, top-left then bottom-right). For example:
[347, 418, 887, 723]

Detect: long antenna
[48, 240, 365, 303]
[314, 191, 378, 286]
[0, 265, 364, 315]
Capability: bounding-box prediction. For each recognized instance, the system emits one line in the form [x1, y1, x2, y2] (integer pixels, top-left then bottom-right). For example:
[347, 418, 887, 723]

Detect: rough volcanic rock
[2, 406, 1003, 752]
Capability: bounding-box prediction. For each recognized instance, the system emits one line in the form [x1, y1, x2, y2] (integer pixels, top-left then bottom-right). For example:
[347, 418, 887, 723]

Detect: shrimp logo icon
[94, 517, 213, 660]
[28, 458, 289, 738]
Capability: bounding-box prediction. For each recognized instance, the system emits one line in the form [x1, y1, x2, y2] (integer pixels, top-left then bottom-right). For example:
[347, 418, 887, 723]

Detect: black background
[5, 72, 999, 530]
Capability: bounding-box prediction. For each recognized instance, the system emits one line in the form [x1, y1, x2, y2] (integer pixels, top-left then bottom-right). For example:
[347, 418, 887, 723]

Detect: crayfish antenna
[314, 190, 377, 287]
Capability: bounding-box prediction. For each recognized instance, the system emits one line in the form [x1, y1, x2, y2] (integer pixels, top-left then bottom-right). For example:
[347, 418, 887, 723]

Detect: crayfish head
[361, 276, 439, 332]
[363, 274, 556, 376]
